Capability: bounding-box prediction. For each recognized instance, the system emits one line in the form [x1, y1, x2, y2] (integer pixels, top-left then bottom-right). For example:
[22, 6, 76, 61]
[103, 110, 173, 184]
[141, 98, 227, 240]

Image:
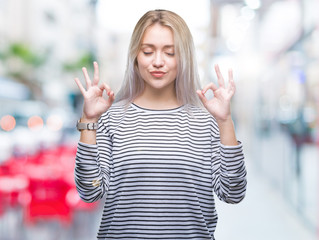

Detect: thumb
[196, 90, 207, 105]
[107, 91, 115, 106]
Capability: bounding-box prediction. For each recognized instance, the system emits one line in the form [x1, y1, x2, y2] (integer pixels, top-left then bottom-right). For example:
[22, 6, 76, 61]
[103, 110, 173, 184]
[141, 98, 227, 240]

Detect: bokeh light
[46, 115, 63, 131]
[0, 115, 16, 131]
[27, 115, 44, 130]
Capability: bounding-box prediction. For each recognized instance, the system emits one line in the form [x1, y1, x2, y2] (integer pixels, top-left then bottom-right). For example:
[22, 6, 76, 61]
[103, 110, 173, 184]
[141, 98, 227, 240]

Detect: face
[136, 23, 178, 93]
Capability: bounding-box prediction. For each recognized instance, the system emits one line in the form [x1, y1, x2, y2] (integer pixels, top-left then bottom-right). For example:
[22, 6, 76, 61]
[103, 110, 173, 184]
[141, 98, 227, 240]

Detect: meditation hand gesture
[197, 64, 236, 124]
[74, 62, 115, 122]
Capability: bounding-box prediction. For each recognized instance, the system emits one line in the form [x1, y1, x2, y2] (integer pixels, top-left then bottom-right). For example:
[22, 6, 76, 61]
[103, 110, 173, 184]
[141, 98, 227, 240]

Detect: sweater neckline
[130, 103, 185, 114]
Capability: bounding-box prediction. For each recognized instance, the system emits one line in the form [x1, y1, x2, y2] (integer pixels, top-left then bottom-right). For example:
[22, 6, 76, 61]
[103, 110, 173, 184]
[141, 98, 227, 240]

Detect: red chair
[22, 145, 77, 226]
[24, 177, 72, 226]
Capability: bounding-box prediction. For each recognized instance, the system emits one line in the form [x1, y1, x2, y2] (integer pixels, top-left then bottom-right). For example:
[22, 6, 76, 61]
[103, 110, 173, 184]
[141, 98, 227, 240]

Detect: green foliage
[0, 42, 47, 66]
[63, 51, 95, 72]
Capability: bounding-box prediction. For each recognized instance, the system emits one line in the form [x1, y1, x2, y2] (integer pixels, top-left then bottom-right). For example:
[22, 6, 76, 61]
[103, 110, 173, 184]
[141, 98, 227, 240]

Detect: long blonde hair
[115, 9, 202, 107]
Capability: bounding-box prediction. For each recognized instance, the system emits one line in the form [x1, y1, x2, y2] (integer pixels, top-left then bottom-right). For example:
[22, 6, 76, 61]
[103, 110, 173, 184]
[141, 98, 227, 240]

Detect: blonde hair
[115, 9, 202, 107]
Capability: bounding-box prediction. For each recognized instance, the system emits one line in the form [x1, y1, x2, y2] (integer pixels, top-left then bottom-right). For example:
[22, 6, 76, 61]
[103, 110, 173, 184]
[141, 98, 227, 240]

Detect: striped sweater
[75, 103, 247, 239]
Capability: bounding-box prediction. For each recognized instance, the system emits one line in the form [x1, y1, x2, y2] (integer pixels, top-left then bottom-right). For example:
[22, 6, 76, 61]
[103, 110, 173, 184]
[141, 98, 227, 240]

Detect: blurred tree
[62, 51, 95, 73]
[62, 51, 96, 113]
[0, 42, 49, 99]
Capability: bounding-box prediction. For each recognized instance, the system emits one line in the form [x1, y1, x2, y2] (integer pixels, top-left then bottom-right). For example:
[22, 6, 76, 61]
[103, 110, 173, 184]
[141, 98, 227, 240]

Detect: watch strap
[77, 120, 98, 131]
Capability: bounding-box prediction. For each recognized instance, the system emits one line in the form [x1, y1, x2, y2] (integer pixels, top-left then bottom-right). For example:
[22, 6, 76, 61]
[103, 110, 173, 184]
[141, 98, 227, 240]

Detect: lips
[150, 71, 166, 78]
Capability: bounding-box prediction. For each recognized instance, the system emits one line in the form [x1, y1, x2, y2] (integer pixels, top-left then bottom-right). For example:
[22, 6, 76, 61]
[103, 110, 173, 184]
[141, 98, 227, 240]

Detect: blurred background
[0, 0, 318, 239]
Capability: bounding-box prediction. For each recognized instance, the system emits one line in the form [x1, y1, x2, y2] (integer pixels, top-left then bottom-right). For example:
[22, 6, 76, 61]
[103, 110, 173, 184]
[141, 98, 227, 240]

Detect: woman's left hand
[197, 64, 236, 123]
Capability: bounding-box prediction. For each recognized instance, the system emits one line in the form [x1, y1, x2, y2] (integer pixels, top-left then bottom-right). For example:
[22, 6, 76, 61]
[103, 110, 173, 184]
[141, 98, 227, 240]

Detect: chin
[150, 83, 171, 90]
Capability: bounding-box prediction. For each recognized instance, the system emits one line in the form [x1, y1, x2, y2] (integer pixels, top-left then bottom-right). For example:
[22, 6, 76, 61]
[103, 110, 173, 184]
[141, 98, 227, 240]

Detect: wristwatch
[76, 120, 98, 131]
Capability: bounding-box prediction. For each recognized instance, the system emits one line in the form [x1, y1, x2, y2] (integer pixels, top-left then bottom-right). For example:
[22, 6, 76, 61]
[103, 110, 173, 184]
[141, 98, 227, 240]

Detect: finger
[100, 82, 112, 94]
[202, 82, 218, 94]
[82, 67, 91, 88]
[215, 64, 225, 87]
[93, 61, 99, 86]
[196, 90, 207, 105]
[74, 78, 86, 96]
[228, 68, 233, 82]
[100, 83, 114, 108]
[107, 91, 115, 106]
[228, 68, 236, 94]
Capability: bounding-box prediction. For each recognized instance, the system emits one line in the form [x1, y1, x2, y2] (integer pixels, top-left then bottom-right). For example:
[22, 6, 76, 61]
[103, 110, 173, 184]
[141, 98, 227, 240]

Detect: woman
[74, 9, 247, 240]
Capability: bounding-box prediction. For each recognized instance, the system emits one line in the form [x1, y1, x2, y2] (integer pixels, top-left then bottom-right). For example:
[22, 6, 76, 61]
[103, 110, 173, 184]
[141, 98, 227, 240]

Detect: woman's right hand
[74, 61, 115, 122]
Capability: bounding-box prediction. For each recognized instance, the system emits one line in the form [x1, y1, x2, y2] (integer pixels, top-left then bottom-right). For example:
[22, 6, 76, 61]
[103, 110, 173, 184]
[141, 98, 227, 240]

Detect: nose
[153, 52, 164, 68]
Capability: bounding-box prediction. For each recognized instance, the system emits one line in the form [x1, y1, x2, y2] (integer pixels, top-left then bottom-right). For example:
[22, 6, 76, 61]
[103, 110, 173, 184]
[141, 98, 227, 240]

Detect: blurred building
[209, 0, 319, 233]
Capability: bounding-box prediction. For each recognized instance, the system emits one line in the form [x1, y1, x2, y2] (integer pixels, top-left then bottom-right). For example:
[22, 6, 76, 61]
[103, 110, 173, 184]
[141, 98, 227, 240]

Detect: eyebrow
[141, 44, 174, 49]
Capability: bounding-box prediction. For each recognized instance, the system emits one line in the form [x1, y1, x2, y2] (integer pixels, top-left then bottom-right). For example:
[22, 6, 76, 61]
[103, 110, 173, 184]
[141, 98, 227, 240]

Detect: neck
[133, 84, 180, 110]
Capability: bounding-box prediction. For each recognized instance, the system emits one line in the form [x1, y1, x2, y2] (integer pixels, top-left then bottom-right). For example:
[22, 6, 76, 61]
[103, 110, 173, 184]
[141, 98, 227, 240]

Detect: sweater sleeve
[210, 123, 247, 204]
[74, 114, 112, 203]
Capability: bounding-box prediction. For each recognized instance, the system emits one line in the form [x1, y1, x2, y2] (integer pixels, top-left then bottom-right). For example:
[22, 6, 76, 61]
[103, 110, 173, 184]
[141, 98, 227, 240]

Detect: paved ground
[214, 158, 317, 240]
